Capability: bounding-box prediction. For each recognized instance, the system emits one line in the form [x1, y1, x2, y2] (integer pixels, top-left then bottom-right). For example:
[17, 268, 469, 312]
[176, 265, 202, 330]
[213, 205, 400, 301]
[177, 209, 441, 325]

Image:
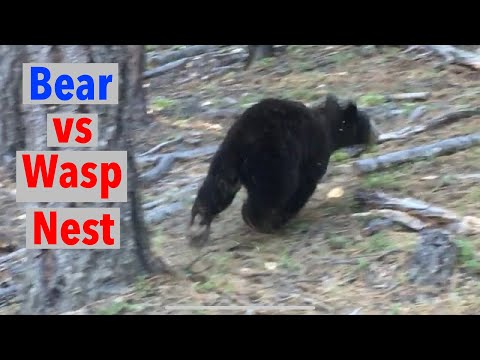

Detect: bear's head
[323, 94, 379, 150]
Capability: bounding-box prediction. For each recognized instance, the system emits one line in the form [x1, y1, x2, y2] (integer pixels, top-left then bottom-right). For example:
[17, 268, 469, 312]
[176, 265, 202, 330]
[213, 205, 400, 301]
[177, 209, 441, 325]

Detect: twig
[354, 132, 480, 173]
[138, 135, 184, 157]
[140, 144, 219, 183]
[385, 92, 431, 101]
[184, 249, 216, 274]
[378, 107, 480, 143]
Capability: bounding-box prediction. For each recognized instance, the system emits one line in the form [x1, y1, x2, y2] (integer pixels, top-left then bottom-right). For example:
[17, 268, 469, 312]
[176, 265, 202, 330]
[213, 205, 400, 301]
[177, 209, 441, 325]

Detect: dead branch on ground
[378, 108, 480, 143]
[143, 59, 188, 80]
[354, 190, 480, 235]
[385, 92, 431, 101]
[352, 209, 428, 232]
[423, 45, 480, 70]
[140, 144, 219, 183]
[354, 132, 480, 174]
[148, 45, 215, 67]
[420, 173, 480, 182]
[138, 135, 184, 157]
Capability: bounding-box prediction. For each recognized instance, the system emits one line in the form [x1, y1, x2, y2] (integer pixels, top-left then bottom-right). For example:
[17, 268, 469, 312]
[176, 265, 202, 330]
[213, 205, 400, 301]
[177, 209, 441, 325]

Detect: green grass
[279, 252, 301, 271]
[455, 237, 480, 273]
[152, 96, 176, 111]
[358, 93, 385, 107]
[96, 299, 140, 315]
[364, 232, 393, 253]
[362, 172, 400, 190]
[331, 150, 351, 163]
[329, 51, 354, 65]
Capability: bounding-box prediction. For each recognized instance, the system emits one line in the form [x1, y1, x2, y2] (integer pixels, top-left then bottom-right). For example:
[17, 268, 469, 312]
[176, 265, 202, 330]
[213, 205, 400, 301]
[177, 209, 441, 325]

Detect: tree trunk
[0, 45, 168, 314]
[245, 45, 275, 69]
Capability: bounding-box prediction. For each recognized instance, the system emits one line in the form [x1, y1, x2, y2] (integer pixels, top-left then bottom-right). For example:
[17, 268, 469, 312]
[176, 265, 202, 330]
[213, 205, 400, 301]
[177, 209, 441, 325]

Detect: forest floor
[2, 45, 480, 315]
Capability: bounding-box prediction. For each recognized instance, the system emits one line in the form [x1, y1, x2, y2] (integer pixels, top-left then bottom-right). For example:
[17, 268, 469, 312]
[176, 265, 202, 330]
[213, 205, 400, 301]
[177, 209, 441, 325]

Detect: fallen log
[140, 144, 219, 183]
[421, 173, 480, 182]
[354, 190, 480, 235]
[148, 45, 215, 67]
[424, 45, 480, 70]
[143, 58, 188, 80]
[385, 92, 431, 101]
[354, 132, 480, 174]
[378, 108, 480, 143]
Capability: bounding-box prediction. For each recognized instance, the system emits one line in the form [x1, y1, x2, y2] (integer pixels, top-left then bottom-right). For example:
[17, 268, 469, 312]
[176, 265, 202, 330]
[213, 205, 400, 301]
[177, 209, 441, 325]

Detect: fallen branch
[354, 190, 480, 235]
[385, 92, 431, 101]
[379, 107, 480, 143]
[148, 45, 215, 67]
[144, 202, 184, 224]
[421, 173, 480, 182]
[424, 45, 480, 70]
[352, 209, 428, 232]
[354, 132, 480, 173]
[140, 154, 176, 183]
[143, 58, 188, 80]
[138, 135, 184, 157]
[140, 144, 219, 183]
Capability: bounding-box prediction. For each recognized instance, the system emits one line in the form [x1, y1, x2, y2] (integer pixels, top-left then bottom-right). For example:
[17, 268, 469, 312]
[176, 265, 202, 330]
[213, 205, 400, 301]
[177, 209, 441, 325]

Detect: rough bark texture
[0, 45, 167, 314]
[0, 45, 27, 176]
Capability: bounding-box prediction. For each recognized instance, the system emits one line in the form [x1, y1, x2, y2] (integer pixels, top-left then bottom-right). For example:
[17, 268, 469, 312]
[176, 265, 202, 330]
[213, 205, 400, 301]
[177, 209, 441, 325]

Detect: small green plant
[279, 253, 301, 271]
[214, 253, 233, 273]
[455, 237, 480, 273]
[258, 57, 275, 67]
[355, 258, 370, 273]
[134, 275, 155, 298]
[362, 172, 398, 190]
[366, 232, 392, 252]
[194, 279, 218, 293]
[389, 303, 401, 315]
[329, 51, 354, 65]
[96, 300, 138, 315]
[328, 235, 351, 250]
[358, 93, 385, 107]
[152, 97, 176, 111]
[331, 150, 350, 163]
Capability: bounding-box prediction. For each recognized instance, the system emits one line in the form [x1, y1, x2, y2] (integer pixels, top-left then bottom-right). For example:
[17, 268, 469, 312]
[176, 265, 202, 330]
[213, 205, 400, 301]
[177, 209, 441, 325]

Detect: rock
[407, 229, 457, 287]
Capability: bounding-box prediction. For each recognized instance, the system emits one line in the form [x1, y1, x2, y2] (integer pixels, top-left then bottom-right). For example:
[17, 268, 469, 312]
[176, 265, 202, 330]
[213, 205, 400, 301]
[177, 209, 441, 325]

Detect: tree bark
[0, 45, 168, 314]
[245, 45, 275, 69]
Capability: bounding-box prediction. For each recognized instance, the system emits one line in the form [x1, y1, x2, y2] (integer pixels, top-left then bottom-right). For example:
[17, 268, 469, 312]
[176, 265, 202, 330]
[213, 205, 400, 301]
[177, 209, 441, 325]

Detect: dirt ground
[2, 45, 480, 315]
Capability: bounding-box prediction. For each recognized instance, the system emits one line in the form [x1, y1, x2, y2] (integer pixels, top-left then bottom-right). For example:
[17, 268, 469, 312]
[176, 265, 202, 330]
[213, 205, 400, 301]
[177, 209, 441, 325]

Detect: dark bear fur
[188, 94, 378, 248]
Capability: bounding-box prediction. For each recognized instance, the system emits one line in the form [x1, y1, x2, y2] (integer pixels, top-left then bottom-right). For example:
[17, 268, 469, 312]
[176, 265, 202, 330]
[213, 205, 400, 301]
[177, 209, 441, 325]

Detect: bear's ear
[344, 101, 358, 117]
[325, 93, 341, 113]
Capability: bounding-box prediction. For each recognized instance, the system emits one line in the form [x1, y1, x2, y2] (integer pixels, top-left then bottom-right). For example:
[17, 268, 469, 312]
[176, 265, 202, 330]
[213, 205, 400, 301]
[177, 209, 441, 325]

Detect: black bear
[188, 94, 378, 248]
